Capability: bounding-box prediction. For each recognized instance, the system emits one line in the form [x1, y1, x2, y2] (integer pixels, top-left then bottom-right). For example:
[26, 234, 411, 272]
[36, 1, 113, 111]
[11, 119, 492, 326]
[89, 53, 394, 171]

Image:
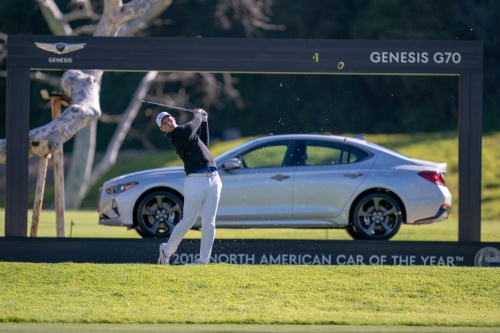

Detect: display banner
[4, 35, 484, 243]
[1, 238, 498, 267]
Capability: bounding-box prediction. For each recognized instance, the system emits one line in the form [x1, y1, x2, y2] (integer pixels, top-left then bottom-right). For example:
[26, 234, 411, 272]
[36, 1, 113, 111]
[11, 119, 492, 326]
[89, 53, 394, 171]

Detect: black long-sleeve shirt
[167, 117, 216, 175]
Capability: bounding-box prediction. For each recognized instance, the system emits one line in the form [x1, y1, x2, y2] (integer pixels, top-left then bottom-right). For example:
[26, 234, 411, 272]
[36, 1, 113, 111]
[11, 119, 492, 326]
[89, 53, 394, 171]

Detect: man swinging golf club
[156, 108, 222, 265]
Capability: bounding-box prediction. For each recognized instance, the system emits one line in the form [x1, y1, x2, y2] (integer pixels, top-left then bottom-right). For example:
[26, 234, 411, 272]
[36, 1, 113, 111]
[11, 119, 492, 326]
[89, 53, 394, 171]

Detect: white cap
[156, 111, 171, 127]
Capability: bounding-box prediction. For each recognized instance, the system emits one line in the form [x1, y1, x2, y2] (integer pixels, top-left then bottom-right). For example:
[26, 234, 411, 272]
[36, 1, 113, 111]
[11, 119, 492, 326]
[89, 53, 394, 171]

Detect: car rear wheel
[135, 191, 183, 238]
[352, 193, 402, 240]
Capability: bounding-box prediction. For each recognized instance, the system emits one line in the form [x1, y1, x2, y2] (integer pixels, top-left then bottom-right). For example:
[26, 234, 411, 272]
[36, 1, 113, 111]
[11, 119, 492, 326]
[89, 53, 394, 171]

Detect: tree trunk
[64, 122, 97, 209]
[63, 0, 171, 209]
[0, 0, 279, 208]
[86, 71, 159, 192]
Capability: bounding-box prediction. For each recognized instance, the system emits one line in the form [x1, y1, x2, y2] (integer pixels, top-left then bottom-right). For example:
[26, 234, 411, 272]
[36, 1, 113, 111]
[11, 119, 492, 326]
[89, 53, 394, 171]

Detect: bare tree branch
[1, 0, 283, 209]
[222, 72, 245, 110]
[84, 71, 159, 201]
[118, 0, 173, 36]
[99, 114, 123, 123]
[73, 25, 97, 36]
[35, 0, 74, 35]
[95, 0, 154, 36]
[63, 0, 101, 22]
[215, 0, 285, 37]
[0, 70, 100, 163]
[30, 71, 61, 88]
[126, 126, 158, 152]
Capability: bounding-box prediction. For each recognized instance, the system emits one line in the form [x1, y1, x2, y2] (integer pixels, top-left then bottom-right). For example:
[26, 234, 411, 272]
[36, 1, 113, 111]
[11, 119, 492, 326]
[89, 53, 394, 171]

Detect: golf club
[136, 99, 194, 113]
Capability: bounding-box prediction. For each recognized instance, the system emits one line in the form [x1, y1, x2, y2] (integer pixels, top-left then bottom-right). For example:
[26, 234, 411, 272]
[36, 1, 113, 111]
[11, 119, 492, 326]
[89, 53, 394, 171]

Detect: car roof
[248, 133, 366, 143]
[248, 134, 378, 150]
[216, 133, 412, 161]
[215, 134, 374, 162]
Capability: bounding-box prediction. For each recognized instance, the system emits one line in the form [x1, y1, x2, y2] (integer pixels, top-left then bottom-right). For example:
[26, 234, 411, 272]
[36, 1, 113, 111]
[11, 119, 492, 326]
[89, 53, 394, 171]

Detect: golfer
[156, 108, 222, 265]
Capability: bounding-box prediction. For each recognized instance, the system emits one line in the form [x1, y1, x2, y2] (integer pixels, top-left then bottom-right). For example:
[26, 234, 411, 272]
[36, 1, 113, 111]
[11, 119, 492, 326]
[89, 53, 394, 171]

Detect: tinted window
[294, 140, 368, 166]
[238, 141, 293, 169]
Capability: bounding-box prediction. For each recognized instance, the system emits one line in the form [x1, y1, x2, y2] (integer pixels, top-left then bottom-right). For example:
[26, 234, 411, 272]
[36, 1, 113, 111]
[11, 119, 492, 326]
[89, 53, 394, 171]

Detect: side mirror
[223, 158, 241, 170]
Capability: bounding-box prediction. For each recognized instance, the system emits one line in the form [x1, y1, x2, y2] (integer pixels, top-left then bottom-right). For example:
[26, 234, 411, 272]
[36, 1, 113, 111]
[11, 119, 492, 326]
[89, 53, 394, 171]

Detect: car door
[292, 140, 376, 220]
[217, 140, 295, 224]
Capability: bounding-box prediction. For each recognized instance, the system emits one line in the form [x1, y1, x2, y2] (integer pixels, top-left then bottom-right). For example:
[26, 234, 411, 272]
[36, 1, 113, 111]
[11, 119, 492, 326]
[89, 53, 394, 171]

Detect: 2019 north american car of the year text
[98, 134, 452, 240]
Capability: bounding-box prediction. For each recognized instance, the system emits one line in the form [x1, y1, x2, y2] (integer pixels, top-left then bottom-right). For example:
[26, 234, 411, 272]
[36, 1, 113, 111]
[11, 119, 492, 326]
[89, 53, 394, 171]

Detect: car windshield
[214, 143, 246, 164]
[214, 137, 262, 163]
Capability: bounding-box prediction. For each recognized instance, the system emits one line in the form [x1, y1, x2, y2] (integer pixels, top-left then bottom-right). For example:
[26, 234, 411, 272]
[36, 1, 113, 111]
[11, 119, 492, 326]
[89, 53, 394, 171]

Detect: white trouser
[163, 172, 222, 264]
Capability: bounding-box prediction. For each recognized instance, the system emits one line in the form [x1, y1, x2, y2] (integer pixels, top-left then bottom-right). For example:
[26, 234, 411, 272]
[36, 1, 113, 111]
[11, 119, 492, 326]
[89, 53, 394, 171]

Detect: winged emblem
[35, 42, 86, 54]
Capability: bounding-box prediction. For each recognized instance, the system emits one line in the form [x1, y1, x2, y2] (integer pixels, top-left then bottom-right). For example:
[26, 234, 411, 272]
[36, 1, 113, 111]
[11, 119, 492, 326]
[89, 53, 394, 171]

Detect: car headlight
[105, 181, 138, 194]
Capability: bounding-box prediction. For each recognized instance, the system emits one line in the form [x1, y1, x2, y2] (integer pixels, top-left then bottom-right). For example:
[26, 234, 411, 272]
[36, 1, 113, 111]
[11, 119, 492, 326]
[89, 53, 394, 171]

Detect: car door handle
[344, 173, 363, 178]
[271, 174, 290, 181]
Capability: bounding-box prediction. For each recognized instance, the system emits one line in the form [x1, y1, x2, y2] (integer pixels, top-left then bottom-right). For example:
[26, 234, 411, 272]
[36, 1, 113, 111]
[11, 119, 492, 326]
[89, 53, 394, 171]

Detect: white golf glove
[194, 109, 208, 122]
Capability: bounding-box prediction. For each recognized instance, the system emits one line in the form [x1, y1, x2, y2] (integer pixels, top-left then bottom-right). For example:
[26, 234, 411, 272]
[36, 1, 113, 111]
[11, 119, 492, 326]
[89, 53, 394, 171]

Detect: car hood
[104, 166, 185, 185]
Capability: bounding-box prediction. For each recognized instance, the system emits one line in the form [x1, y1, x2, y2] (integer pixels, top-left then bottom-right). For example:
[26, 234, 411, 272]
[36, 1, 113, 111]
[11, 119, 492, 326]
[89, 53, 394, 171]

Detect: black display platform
[1, 238, 499, 267]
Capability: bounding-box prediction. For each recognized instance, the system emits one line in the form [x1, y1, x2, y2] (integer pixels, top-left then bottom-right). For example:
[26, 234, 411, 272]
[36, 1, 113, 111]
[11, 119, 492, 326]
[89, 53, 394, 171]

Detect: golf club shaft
[137, 99, 194, 113]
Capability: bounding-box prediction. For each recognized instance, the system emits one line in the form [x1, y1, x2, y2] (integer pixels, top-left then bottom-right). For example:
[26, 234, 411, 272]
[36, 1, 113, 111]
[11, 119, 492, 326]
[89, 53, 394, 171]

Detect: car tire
[135, 190, 183, 238]
[345, 226, 364, 240]
[352, 193, 402, 240]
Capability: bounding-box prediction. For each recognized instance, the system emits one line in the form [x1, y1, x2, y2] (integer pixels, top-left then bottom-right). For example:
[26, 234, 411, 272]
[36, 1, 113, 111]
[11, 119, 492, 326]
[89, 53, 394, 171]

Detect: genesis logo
[474, 247, 500, 267]
[35, 42, 86, 54]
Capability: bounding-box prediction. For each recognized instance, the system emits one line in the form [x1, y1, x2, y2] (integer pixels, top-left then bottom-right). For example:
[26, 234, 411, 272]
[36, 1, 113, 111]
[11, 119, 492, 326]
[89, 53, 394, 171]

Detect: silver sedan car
[98, 134, 452, 240]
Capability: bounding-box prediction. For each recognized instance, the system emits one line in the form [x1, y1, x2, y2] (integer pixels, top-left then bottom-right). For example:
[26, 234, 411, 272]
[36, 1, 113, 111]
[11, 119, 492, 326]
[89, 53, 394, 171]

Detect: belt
[195, 166, 217, 173]
[188, 171, 218, 177]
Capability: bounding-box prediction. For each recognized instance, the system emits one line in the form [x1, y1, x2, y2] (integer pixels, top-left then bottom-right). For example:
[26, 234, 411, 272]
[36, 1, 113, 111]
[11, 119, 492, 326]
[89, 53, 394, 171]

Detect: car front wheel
[352, 193, 402, 240]
[135, 190, 183, 238]
[345, 227, 364, 240]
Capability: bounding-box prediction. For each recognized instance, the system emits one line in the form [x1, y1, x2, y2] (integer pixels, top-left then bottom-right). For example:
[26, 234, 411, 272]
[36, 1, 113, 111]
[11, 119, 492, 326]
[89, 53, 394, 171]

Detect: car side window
[239, 144, 290, 169]
[304, 141, 368, 165]
[305, 145, 341, 165]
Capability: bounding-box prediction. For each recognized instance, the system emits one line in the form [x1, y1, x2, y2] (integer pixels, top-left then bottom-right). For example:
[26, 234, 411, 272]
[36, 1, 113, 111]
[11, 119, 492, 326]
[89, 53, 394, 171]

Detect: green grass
[1, 209, 499, 241]
[0, 263, 499, 327]
[2, 324, 500, 333]
[2, 132, 499, 331]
